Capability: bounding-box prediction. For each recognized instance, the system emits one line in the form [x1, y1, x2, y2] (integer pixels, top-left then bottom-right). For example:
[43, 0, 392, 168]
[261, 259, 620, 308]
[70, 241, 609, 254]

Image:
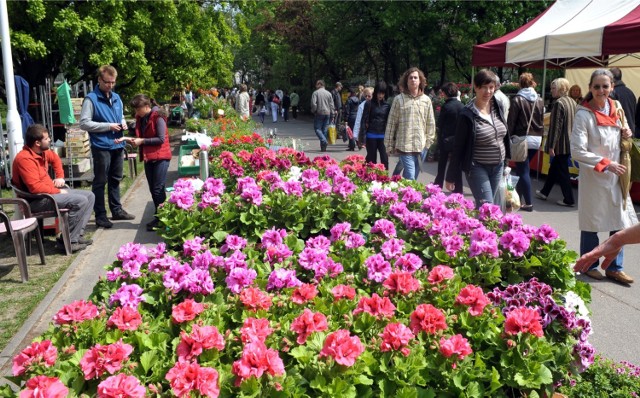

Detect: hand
[607, 161, 627, 176]
[621, 127, 633, 139]
[549, 148, 555, 157]
[53, 178, 66, 188]
[114, 137, 131, 144]
[573, 235, 623, 272]
[110, 123, 123, 132]
[444, 181, 455, 192]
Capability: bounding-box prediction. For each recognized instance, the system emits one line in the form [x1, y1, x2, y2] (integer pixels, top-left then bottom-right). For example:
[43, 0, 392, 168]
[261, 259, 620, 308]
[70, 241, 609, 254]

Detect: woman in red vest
[119, 94, 172, 231]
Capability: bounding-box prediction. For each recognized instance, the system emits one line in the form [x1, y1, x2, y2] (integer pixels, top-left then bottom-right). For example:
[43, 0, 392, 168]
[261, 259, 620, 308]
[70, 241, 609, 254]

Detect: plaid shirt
[384, 93, 436, 153]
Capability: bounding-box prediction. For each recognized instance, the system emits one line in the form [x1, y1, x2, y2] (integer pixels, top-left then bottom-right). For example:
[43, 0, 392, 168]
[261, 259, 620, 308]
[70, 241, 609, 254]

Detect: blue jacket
[84, 86, 125, 150]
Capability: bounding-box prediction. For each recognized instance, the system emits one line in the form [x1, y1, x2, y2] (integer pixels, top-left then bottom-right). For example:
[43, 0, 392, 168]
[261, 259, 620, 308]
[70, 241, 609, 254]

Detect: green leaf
[213, 230, 228, 242]
[140, 350, 157, 374]
[354, 374, 373, 386]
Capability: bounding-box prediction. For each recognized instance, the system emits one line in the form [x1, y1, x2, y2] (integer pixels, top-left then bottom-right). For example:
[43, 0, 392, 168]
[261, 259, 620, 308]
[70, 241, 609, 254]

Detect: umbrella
[617, 107, 632, 210]
[15, 76, 35, 139]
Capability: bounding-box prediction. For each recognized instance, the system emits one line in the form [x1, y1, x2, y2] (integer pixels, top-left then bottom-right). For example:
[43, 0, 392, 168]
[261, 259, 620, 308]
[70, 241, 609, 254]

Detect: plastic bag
[328, 124, 337, 145]
[494, 167, 521, 213]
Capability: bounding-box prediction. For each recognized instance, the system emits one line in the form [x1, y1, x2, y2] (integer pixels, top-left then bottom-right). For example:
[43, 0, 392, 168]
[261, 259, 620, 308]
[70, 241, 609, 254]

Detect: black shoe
[78, 236, 93, 245]
[520, 205, 533, 212]
[57, 241, 87, 253]
[96, 217, 113, 229]
[112, 210, 135, 220]
[146, 218, 160, 232]
[321, 143, 327, 152]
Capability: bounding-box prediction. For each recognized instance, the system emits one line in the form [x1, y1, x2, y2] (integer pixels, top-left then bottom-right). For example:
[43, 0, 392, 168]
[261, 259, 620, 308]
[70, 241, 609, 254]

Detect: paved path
[2, 114, 639, 381]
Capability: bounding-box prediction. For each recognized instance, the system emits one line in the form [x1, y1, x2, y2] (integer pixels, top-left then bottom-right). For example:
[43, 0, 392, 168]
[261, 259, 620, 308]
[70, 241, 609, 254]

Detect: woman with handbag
[570, 69, 637, 284]
[445, 69, 510, 208]
[507, 73, 544, 212]
[360, 81, 391, 169]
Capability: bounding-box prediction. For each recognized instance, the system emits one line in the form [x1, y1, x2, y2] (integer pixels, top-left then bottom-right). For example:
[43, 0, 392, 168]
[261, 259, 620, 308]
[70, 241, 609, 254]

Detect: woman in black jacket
[434, 82, 464, 192]
[344, 89, 361, 151]
[360, 81, 391, 169]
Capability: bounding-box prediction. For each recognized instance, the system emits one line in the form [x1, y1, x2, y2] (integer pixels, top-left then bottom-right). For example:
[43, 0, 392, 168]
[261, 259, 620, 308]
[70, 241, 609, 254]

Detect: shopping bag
[346, 125, 354, 139]
[328, 124, 337, 145]
[510, 136, 528, 162]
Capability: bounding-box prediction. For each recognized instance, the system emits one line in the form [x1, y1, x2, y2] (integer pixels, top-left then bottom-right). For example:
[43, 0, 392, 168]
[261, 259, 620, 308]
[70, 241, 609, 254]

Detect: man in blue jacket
[80, 65, 135, 228]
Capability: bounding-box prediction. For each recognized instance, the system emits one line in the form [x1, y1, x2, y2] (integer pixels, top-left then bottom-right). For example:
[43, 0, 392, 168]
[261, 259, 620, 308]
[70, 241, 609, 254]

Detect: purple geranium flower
[266, 268, 302, 291]
[183, 237, 206, 257]
[499, 230, 531, 257]
[203, 177, 225, 195]
[221, 235, 248, 254]
[226, 267, 257, 294]
[330, 222, 352, 242]
[395, 253, 423, 273]
[469, 227, 499, 258]
[261, 227, 288, 248]
[365, 253, 392, 283]
[381, 238, 405, 260]
[109, 282, 144, 308]
[345, 232, 366, 249]
[371, 219, 396, 238]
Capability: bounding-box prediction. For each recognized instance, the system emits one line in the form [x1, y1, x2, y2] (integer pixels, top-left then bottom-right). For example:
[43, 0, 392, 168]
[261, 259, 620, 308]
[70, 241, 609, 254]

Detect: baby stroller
[169, 106, 185, 126]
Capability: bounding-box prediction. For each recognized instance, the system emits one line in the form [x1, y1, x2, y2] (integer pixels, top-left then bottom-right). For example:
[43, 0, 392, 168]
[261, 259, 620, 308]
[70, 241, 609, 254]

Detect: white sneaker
[535, 190, 547, 200]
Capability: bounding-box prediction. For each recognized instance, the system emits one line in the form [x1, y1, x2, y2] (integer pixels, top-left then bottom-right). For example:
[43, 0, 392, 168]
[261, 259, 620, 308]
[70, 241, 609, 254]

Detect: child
[259, 105, 267, 123]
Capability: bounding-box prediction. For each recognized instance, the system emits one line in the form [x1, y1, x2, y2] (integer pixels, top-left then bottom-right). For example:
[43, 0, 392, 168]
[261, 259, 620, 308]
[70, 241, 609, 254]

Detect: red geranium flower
[172, 299, 206, 324]
[455, 285, 490, 316]
[12, 340, 57, 376]
[232, 342, 284, 387]
[20, 375, 68, 398]
[166, 360, 220, 398]
[239, 287, 272, 312]
[52, 300, 99, 325]
[504, 307, 544, 338]
[427, 265, 454, 284]
[331, 284, 356, 301]
[97, 373, 146, 398]
[240, 317, 273, 344]
[352, 293, 396, 318]
[410, 304, 448, 335]
[291, 283, 318, 304]
[80, 340, 133, 380]
[290, 308, 328, 344]
[319, 329, 364, 367]
[107, 306, 142, 331]
[439, 334, 473, 360]
[379, 322, 415, 356]
[383, 272, 421, 295]
[177, 324, 226, 361]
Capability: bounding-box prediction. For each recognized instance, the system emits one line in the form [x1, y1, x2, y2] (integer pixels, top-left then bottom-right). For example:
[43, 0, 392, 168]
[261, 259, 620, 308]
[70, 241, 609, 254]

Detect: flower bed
[3, 130, 597, 397]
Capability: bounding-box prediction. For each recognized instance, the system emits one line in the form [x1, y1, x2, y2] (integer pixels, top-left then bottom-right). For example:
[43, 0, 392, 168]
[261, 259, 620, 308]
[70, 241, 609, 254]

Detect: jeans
[581, 231, 623, 272]
[314, 115, 330, 146]
[92, 147, 125, 219]
[466, 161, 504, 208]
[144, 160, 170, 212]
[283, 107, 289, 121]
[365, 136, 388, 170]
[270, 102, 278, 122]
[392, 160, 403, 176]
[515, 149, 538, 206]
[540, 154, 574, 204]
[32, 189, 95, 243]
[434, 149, 462, 193]
[399, 153, 421, 180]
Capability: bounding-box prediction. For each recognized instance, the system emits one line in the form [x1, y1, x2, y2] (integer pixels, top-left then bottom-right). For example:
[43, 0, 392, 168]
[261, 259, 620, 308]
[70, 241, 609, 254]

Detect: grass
[0, 159, 143, 352]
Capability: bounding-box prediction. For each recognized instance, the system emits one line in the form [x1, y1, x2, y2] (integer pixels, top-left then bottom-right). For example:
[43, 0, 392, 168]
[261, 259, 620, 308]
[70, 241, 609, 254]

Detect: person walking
[235, 84, 250, 120]
[79, 65, 134, 229]
[282, 91, 291, 122]
[609, 67, 636, 136]
[434, 82, 464, 193]
[353, 87, 373, 151]
[290, 90, 300, 120]
[384, 67, 436, 180]
[331, 82, 343, 126]
[344, 88, 361, 151]
[571, 68, 637, 284]
[310, 80, 335, 152]
[119, 94, 172, 231]
[536, 78, 577, 207]
[507, 73, 544, 212]
[361, 81, 391, 169]
[445, 69, 510, 208]
[12, 124, 95, 252]
[268, 90, 279, 123]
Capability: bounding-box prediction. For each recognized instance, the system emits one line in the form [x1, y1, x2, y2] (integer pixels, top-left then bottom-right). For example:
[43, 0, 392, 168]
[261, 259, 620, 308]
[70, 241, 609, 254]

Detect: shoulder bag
[510, 99, 536, 162]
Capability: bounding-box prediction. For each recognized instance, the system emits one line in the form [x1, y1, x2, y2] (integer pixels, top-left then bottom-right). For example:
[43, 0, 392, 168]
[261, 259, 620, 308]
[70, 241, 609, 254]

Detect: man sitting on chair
[11, 124, 95, 252]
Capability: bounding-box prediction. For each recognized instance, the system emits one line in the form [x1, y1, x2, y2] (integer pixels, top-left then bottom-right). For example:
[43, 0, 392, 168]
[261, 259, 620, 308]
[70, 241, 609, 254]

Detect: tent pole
[537, 57, 548, 182]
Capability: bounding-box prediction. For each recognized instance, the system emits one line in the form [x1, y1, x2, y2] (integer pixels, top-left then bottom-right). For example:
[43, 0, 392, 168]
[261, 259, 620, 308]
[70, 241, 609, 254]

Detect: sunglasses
[592, 85, 610, 90]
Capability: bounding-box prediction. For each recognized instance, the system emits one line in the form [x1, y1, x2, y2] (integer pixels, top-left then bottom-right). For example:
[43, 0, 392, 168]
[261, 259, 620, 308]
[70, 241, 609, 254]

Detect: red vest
[135, 109, 171, 161]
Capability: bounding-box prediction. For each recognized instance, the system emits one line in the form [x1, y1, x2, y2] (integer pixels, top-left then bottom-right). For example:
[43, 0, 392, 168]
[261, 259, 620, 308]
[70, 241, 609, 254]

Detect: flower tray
[178, 143, 200, 177]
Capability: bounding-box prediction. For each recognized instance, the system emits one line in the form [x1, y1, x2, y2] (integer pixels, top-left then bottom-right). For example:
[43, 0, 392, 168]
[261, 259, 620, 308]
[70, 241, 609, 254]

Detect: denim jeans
[399, 153, 421, 180]
[392, 160, 403, 176]
[515, 148, 538, 206]
[466, 161, 504, 208]
[581, 231, 623, 272]
[144, 160, 170, 212]
[314, 115, 330, 146]
[91, 147, 124, 219]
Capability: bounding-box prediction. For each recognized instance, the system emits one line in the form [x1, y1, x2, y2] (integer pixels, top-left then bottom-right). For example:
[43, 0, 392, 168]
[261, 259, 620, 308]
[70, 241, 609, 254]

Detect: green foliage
[557, 355, 640, 397]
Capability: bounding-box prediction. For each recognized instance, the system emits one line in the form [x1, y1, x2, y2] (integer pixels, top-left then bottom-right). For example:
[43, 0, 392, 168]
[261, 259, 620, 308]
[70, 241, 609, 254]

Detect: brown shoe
[583, 269, 604, 280]
[605, 270, 634, 284]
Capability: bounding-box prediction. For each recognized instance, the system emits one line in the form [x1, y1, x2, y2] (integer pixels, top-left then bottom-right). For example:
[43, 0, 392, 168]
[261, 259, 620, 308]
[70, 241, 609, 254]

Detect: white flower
[368, 180, 383, 192]
[287, 166, 302, 182]
[387, 181, 399, 189]
[563, 291, 589, 317]
[191, 178, 205, 192]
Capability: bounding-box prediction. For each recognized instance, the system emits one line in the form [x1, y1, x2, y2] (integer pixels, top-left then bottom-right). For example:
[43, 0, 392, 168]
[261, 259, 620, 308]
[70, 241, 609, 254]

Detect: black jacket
[437, 98, 464, 152]
[611, 82, 636, 133]
[361, 99, 391, 135]
[345, 95, 361, 128]
[446, 97, 511, 181]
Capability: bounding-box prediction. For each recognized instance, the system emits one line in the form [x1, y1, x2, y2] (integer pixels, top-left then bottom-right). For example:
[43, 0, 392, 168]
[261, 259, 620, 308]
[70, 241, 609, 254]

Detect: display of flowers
[2, 126, 595, 397]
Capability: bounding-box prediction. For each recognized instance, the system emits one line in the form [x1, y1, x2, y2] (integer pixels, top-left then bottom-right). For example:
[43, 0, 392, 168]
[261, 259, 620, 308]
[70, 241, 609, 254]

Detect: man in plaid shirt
[384, 67, 436, 180]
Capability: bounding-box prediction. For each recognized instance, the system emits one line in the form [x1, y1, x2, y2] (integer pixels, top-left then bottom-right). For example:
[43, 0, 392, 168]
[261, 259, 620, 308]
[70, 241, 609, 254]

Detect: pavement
[2, 113, 640, 380]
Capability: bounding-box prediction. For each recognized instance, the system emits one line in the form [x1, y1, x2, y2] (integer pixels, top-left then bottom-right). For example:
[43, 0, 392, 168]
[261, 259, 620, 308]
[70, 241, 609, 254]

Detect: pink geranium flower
[177, 324, 225, 361]
[370, 219, 396, 238]
[439, 334, 473, 360]
[166, 360, 220, 398]
[331, 284, 356, 301]
[291, 283, 318, 304]
[19, 375, 68, 398]
[455, 285, 490, 316]
[428, 265, 454, 284]
[505, 307, 544, 338]
[232, 342, 284, 386]
[319, 329, 365, 367]
[379, 323, 415, 356]
[107, 306, 142, 331]
[353, 293, 396, 318]
[410, 304, 448, 335]
[240, 317, 273, 344]
[383, 272, 421, 295]
[80, 340, 133, 380]
[13, 340, 57, 376]
[499, 230, 531, 257]
[290, 308, 328, 344]
[52, 300, 99, 325]
[239, 287, 272, 312]
[172, 299, 206, 324]
[97, 373, 146, 398]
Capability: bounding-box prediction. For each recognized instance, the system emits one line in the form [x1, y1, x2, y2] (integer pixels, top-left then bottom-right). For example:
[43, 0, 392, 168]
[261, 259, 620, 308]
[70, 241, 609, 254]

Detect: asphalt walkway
[2, 114, 639, 380]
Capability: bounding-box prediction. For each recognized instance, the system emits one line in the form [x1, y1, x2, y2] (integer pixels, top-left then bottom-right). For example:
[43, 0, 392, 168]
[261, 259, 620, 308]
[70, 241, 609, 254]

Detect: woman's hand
[549, 148, 555, 157]
[621, 127, 633, 139]
[607, 161, 627, 176]
[444, 181, 455, 192]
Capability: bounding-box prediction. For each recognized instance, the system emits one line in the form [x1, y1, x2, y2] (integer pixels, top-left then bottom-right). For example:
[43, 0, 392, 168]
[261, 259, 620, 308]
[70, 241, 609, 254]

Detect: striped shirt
[472, 104, 507, 164]
[384, 93, 436, 153]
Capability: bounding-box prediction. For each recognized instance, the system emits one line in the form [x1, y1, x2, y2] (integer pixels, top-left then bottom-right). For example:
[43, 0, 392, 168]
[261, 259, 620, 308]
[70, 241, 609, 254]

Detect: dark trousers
[540, 154, 574, 204]
[434, 149, 462, 193]
[283, 108, 289, 121]
[365, 137, 388, 170]
[292, 106, 298, 119]
[144, 159, 170, 212]
[91, 147, 124, 219]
